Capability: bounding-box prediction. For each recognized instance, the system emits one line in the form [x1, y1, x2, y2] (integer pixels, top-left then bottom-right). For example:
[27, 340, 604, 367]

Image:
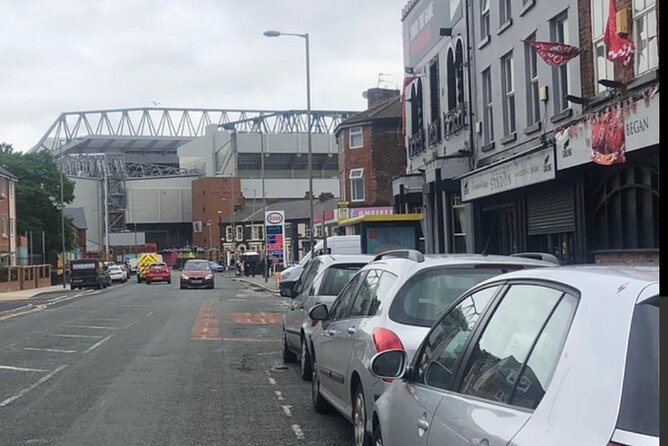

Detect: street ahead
[0, 275, 352, 445]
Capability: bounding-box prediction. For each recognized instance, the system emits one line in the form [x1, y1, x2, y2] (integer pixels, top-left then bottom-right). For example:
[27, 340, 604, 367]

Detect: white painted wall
[126, 176, 195, 224]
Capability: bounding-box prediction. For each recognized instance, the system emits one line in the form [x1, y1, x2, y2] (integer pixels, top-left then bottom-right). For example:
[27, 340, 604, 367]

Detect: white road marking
[24, 347, 77, 354]
[145, 311, 156, 317]
[268, 377, 276, 385]
[87, 318, 127, 322]
[0, 365, 50, 373]
[83, 335, 114, 354]
[49, 334, 102, 339]
[274, 390, 284, 400]
[67, 325, 118, 330]
[0, 365, 68, 407]
[291, 424, 305, 440]
[281, 405, 293, 417]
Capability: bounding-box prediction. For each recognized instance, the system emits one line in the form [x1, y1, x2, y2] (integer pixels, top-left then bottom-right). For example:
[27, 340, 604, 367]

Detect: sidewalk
[230, 274, 280, 293]
[0, 285, 70, 302]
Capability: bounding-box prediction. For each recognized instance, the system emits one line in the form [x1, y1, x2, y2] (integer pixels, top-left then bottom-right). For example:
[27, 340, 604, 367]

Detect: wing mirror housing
[370, 349, 408, 380]
[308, 303, 329, 321]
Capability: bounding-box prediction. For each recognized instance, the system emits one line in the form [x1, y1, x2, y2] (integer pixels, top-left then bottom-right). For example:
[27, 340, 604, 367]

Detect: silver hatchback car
[281, 254, 375, 379]
[371, 265, 659, 446]
[308, 250, 554, 446]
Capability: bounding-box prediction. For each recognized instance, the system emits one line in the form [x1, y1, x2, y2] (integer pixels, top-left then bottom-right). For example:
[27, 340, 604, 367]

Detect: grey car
[308, 250, 554, 446]
[370, 265, 659, 446]
[281, 254, 375, 380]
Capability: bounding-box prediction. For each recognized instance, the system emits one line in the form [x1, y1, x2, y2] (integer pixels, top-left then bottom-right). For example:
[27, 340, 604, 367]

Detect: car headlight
[180, 274, 187, 280]
[205, 274, 214, 280]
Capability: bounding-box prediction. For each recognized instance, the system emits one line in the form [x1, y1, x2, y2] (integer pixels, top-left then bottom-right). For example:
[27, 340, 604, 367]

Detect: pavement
[0, 272, 352, 445]
[232, 273, 280, 293]
[0, 285, 70, 302]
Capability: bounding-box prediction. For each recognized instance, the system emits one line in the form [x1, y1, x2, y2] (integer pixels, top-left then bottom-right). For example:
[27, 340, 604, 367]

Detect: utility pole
[59, 145, 66, 288]
[261, 131, 268, 282]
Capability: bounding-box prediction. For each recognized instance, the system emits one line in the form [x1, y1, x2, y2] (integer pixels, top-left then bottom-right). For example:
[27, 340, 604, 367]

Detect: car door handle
[417, 419, 430, 431]
[471, 439, 489, 446]
[327, 329, 336, 336]
[347, 327, 356, 335]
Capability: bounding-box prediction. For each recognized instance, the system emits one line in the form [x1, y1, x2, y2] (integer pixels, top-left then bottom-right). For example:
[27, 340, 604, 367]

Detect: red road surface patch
[190, 300, 221, 341]
[230, 312, 282, 325]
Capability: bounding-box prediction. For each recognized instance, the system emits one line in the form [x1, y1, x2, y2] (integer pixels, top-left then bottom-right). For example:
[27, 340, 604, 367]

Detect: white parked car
[371, 265, 659, 446]
[108, 265, 128, 283]
[308, 250, 554, 446]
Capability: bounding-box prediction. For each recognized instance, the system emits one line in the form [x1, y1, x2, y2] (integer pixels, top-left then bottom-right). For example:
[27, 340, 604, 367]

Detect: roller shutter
[527, 185, 574, 235]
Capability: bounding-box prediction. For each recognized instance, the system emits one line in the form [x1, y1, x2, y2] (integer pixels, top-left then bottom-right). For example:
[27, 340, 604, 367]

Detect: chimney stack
[364, 88, 400, 109]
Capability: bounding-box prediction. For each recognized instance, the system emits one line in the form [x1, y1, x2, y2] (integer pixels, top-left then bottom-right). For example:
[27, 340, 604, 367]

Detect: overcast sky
[0, 0, 407, 152]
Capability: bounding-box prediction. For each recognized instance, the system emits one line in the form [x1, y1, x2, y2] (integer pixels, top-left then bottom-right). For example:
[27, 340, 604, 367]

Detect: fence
[0, 265, 52, 293]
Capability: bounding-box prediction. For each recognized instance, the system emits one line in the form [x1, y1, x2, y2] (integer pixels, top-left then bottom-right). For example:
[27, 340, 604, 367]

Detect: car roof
[474, 264, 659, 298]
[362, 253, 554, 280]
[314, 254, 376, 267]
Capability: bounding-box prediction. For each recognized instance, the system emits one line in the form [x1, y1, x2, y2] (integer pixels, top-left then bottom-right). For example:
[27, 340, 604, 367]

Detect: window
[235, 225, 243, 241]
[225, 226, 233, 242]
[349, 270, 397, 318]
[327, 271, 365, 321]
[349, 127, 363, 149]
[251, 225, 264, 241]
[634, 0, 657, 74]
[429, 56, 440, 123]
[501, 52, 516, 136]
[389, 266, 525, 327]
[0, 179, 6, 197]
[318, 263, 365, 296]
[350, 168, 365, 202]
[500, 0, 511, 25]
[1, 217, 6, 237]
[617, 296, 658, 436]
[9, 218, 14, 236]
[525, 33, 541, 125]
[450, 194, 467, 253]
[591, 0, 614, 93]
[482, 68, 494, 144]
[480, 0, 491, 41]
[460, 285, 577, 409]
[415, 287, 499, 390]
[551, 12, 570, 113]
[296, 260, 322, 299]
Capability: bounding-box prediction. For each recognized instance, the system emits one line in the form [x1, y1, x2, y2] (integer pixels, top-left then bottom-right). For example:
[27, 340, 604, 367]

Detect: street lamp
[263, 29, 314, 258]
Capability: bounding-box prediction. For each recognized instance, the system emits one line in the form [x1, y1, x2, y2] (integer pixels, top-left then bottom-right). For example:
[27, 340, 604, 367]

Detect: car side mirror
[370, 350, 408, 380]
[308, 303, 328, 321]
[280, 287, 292, 297]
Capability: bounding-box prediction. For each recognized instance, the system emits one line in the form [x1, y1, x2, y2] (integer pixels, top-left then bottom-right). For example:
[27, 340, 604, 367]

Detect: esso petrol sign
[266, 211, 284, 225]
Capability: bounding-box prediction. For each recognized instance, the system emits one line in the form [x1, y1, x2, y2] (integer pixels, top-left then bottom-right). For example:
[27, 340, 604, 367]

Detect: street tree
[0, 142, 76, 262]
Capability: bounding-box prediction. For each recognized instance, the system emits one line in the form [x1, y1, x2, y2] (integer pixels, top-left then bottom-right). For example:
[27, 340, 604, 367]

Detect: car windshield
[150, 264, 166, 270]
[184, 262, 209, 271]
[109, 266, 121, 272]
[389, 266, 527, 327]
[616, 296, 659, 436]
[318, 263, 365, 296]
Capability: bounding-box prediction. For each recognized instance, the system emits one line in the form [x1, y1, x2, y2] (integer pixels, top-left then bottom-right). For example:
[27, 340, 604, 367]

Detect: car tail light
[311, 319, 319, 327]
[372, 327, 404, 353]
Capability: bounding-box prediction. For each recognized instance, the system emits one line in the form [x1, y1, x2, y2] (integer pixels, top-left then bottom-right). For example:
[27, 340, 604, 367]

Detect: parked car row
[281, 250, 659, 446]
[69, 259, 130, 289]
[142, 259, 222, 289]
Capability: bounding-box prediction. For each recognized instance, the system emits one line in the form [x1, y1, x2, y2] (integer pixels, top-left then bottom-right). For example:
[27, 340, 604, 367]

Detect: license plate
[191, 280, 202, 284]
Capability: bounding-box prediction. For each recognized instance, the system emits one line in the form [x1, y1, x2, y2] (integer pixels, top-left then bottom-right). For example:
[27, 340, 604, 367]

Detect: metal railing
[443, 103, 467, 136]
[428, 117, 442, 146]
[408, 129, 426, 157]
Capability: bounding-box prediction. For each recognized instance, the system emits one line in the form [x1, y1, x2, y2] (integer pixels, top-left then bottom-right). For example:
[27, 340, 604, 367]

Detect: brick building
[0, 166, 17, 265]
[335, 88, 405, 212]
[191, 177, 242, 251]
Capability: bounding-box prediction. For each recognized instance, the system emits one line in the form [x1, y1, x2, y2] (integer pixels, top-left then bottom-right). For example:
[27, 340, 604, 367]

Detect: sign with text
[556, 93, 659, 170]
[265, 210, 286, 267]
[349, 206, 394, 218]
[402, 0, 463, 68]
[461, 147, 555, 202]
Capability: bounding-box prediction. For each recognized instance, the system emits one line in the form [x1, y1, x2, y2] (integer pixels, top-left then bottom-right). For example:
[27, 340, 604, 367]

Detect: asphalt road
[0, 274, 353, 445]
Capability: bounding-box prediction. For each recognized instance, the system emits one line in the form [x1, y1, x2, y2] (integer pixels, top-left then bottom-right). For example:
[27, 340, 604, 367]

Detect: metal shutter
[527, 185, 575, 235]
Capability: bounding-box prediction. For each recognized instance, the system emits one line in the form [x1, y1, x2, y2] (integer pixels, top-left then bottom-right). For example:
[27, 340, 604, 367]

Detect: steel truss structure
[30, 107, 357, 154]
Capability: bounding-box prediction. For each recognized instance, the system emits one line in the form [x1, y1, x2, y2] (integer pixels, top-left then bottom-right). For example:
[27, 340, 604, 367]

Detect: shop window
[450, 194, 467, 253]
[591, 163, 659, 250]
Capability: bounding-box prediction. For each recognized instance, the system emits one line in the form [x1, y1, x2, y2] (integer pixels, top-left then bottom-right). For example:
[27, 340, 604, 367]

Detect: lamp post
[263, 29, 314, 258]
[59, 144, 67, 288]
[259, 131, 268, 282]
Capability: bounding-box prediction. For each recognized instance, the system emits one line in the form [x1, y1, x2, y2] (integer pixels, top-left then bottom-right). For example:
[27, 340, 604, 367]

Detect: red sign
[591, 108, 626, 165]
[266, 212, 284, 225]
[603, 0, 634, 66]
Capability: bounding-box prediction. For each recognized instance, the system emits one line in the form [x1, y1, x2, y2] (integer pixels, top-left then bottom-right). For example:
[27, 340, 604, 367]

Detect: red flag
[524, 40, 581, 66]
[603, 0, 635, 65]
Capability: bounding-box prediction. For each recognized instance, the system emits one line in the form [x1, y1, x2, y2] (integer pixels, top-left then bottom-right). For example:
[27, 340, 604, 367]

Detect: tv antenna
[377, 73, 392, 88]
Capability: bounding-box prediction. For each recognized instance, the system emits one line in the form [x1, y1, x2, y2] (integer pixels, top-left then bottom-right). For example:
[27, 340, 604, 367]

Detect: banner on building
[523, 39, 581, 66]
[590, 107, 626, 165]
[603, 0, 635, 65]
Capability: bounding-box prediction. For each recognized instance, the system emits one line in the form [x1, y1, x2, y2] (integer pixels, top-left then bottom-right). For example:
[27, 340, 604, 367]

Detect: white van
[279, 235, 361, 292]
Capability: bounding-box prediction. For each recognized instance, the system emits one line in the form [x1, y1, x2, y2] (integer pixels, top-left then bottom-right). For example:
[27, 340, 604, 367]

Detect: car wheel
[137, 276, 141, 283]
[146, 280, 151, 285]
[353, 384, 371, 446]
[282, 331, 297, 363]
[180, 283, 185, 290]
[300, 336, 313, 381]
[311, 358, 331, 414]
[168, 279, 172, 284]
[373, 423, 383, 446]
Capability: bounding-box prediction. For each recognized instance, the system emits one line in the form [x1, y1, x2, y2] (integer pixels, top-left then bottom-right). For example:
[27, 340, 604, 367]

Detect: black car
[180, 260, 214, 289]
[69, 259, 112, 290]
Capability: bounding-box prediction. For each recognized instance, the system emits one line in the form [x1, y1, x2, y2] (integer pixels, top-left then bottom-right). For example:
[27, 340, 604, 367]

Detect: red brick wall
[338, 121, 405, 207]
[191, 177, 242, 248]
[0, 177, 10, 253]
